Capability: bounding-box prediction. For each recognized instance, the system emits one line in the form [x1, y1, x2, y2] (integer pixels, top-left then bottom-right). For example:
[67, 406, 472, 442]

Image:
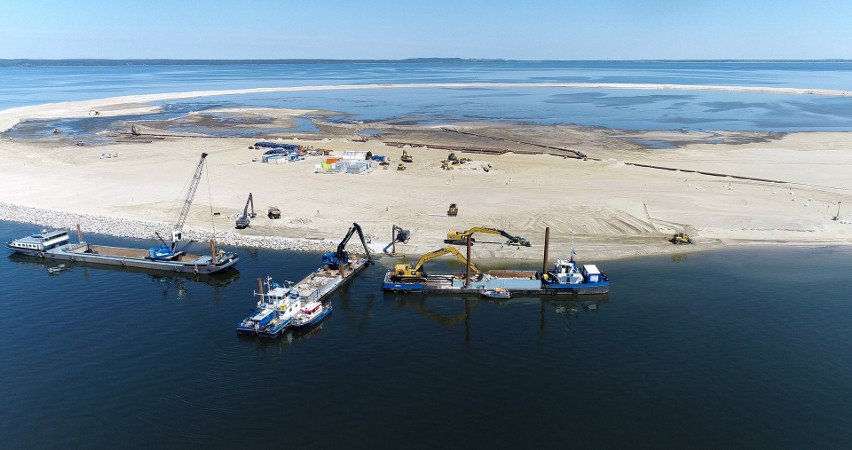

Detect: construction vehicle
[383, 225, 411, 255]
[447, 203, 458, 216]
[235, 193, 257, 229]
[445, 226, 531, 247]
[670, 232, 692, 245]
[447, 152, 458, 163]
[148, 153, 209, 260]
[322, 223, 372, 269]
[397, 163, 407, 171]
[401, 149, 413, 163]
[268, 206, 281, 219]
[391, 246, 480, 283]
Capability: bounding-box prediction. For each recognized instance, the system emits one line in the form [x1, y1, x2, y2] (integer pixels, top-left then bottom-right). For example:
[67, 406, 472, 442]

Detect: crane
[322, 223, 372, 269]
[148, 152, 208, 260]
[391, 246, 480, 283]
[235, 193, 256, 229]
[445, 226, 531, 247]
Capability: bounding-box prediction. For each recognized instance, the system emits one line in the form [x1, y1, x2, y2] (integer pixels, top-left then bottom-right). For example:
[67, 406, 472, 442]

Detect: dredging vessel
[382, 227, 609, 296]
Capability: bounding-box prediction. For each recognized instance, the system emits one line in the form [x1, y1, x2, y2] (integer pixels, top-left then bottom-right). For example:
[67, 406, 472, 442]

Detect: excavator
[391, 246, 480, 283]
[445, 226, 531, 247]
[670, 232, 692, 245]
[322, 222, 372, 269]
[382, 224, 411, 255]
[235, 193, 257, 229]
[401, 149, 413, 163]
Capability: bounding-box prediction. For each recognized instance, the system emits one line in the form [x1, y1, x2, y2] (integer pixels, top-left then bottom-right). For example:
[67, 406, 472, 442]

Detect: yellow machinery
[447, 203, 458, 216]
[392, 246, 480, 283]
[401, 150, 413, 163]
[445, 226, 531, 247]
[670, 232, 692, 245]
[397, 163, 407, 171]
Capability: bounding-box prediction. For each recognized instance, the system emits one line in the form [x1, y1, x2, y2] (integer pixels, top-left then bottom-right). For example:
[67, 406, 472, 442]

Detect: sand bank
[2, 116, 851, 262]
[4, 81, 851, 133]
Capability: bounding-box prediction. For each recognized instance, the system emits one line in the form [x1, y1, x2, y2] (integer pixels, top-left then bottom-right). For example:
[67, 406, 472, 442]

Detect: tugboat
[237, 277, 300, 337]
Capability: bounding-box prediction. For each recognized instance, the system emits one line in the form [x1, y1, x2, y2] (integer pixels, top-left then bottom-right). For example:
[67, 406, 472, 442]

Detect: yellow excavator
[670, 232, 692, 245]
[392, 246, 480, 283]
[401, 149, 413, 163]
[445, 226, 531, 247]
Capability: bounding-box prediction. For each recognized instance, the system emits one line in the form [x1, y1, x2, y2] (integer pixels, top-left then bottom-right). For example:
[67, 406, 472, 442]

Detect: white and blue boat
[237, 277, 299, 336]
[291, 301, 333, 330]
[480, 287, 511, 300]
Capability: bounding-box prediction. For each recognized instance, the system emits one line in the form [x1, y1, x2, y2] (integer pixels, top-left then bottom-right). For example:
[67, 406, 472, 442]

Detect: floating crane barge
[6, 153, 239, 275]
[382, 227, 609, 296]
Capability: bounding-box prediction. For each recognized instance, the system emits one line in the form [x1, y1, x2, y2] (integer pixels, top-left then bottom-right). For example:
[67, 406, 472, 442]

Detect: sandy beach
[2, 88, 852, 263]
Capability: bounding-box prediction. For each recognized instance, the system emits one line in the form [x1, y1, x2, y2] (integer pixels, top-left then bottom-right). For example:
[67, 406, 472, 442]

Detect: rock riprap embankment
[0, 202, 338, 253]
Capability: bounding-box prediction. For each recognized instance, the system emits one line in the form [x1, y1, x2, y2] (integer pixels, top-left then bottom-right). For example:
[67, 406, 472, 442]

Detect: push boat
[236, 277, 301, 337]
[6, 229, 238, 275]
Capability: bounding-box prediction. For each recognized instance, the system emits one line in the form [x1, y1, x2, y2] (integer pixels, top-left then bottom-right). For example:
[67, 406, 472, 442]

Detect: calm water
[4, 60, 852, 132]
[2, 220, 852, 448]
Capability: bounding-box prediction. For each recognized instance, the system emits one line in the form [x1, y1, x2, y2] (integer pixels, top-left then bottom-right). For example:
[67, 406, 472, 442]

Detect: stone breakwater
[0, 202, 338, 253]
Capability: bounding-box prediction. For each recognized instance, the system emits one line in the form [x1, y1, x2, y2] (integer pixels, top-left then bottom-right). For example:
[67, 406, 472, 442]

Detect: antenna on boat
[570, 230, 576, 262]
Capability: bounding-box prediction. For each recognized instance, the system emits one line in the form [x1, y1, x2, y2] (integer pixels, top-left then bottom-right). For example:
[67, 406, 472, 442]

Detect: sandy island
[2, 84, 852, 263]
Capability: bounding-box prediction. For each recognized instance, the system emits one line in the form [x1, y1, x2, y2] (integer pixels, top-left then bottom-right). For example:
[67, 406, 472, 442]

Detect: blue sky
[2, 0, 850, 59]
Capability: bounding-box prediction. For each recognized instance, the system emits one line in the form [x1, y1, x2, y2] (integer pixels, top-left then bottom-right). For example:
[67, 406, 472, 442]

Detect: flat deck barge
[7, 229, 238, 275]
[383, 258, 609, 296]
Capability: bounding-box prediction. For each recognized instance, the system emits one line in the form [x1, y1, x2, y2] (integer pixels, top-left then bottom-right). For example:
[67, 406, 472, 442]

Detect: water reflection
[7, 252, 241, 288]
[385, 292, 608, 340]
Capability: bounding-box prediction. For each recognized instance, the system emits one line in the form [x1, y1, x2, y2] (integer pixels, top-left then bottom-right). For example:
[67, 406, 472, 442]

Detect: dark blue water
[2, 220, 852, 448]
[4, 60, 852, 132]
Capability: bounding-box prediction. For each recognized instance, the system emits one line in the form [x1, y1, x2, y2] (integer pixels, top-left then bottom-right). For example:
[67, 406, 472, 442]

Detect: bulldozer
[267, 206, 281, 219]
[670, 232, 692, 245]
[397, 163, 407, 171]
[400, 150, 413, 163]
[391, 246, 480, 283]
[445, 226, 531, 247]
[447, 203, 458, 216]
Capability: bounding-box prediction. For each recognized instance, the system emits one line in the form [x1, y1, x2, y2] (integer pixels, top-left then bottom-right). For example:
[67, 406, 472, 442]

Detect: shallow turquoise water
[4, 60, 852, 131]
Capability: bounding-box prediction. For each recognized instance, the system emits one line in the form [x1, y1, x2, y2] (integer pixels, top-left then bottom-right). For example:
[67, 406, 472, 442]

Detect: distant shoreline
[3, 81, 852, 133]
[3, 58, 852, 67]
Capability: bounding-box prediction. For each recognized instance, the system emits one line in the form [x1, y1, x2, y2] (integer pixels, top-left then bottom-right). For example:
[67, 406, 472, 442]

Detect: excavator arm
[412, 246, 480, 275]
[323, 222, 372, 268]
[445, 226, 531, 247]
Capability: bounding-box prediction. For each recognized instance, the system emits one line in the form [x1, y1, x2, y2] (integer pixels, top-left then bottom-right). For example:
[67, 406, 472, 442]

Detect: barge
[237, 222, 372, 337]
[6, 229, 238, 275]
[382, 250, 608, 296]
